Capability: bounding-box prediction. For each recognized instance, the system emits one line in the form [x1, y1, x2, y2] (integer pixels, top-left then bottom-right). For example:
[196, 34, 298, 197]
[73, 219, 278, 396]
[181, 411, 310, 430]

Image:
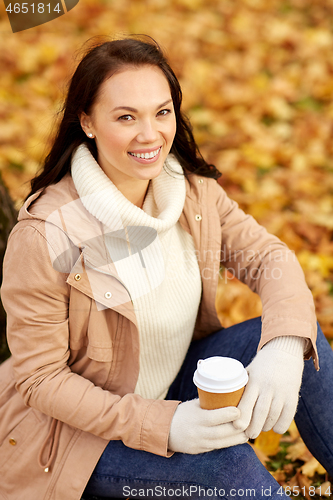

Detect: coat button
[198, 179, 203, 184]
[9, 438, 16, 446]
[195, 214, 202, 221]
[104, 292, 112, 299]
[74, 274, 81, 281]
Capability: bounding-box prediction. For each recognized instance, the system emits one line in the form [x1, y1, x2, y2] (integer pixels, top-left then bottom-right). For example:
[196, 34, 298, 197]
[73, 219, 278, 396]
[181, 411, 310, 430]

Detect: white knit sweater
[71, 144, 202, 400]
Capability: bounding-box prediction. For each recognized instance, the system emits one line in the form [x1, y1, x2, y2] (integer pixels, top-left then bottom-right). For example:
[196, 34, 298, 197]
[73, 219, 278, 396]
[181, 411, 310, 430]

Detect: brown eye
[157, 109, 171, 116]
[118, 115, 134, 121]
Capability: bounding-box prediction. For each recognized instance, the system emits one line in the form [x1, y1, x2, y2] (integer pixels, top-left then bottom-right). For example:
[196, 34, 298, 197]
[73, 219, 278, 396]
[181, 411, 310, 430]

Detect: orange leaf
[254, 429, 281, 456]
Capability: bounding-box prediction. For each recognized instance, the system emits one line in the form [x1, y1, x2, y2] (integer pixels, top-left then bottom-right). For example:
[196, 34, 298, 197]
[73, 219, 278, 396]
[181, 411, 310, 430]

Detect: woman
[0, 36, 332, 500]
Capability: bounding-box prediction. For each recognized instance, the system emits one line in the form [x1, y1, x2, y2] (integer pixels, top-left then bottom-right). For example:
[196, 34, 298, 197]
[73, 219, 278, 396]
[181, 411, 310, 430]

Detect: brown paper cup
[197, 386, 245, 410]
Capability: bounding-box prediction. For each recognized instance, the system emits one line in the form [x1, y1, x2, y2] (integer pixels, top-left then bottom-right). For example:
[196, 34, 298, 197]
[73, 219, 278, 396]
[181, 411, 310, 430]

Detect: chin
[138, 163, 164, 180]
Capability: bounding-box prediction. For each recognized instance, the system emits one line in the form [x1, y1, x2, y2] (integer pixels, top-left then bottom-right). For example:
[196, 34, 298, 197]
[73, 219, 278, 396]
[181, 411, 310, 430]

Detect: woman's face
[80, 65, 177, 187]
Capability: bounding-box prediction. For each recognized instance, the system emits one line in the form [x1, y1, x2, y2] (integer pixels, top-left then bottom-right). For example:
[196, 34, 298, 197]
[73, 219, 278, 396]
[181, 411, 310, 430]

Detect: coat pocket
[68, 287, 117, 363]
[0, 409, 44, 474]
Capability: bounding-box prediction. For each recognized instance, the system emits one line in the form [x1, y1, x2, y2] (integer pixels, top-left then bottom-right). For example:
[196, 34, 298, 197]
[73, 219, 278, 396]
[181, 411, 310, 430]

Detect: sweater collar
[71, 143, 186, 233]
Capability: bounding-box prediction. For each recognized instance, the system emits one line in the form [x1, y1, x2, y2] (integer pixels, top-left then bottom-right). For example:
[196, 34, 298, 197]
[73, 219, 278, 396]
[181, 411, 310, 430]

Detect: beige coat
[0, 172, 318, 500]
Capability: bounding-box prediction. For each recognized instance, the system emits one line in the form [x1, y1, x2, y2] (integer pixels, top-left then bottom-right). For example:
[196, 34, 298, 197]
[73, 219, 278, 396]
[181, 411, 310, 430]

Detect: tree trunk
[0, 174, 17, 362]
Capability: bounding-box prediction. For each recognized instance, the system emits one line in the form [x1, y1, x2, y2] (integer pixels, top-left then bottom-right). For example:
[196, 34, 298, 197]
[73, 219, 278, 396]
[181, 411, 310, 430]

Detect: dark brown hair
[27, 36, 220, 198]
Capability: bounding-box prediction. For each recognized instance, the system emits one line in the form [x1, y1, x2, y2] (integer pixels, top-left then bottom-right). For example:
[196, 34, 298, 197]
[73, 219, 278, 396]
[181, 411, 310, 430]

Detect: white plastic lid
[193, 356, 248, 393]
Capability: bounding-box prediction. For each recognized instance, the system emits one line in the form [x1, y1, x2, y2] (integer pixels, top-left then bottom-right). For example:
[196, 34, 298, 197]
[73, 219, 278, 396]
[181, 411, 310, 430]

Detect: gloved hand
[233, 336, 305, 439]
[168, 398, 248, 454]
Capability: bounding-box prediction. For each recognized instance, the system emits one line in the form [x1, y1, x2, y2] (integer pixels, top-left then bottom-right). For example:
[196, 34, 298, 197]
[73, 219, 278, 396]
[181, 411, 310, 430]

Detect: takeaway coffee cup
[193, 356, 248, 410]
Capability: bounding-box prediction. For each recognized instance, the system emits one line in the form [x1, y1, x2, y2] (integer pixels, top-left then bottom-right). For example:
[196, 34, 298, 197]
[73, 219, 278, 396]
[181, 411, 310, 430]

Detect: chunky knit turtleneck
[71, 144, 202, 399]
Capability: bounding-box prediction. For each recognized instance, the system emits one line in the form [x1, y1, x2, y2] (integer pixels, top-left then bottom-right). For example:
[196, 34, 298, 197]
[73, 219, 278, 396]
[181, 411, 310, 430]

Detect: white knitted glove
[233, 336, 305, 439]
[168, 398, 248, 454]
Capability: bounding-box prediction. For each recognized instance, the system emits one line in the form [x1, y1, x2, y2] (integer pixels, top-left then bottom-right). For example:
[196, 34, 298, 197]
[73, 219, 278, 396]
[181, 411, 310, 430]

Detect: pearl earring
[88, 133, 94, 138]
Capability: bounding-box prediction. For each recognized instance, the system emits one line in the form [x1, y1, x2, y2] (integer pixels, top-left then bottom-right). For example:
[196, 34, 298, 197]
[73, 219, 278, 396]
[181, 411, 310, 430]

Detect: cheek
[99, 128, 128, 150]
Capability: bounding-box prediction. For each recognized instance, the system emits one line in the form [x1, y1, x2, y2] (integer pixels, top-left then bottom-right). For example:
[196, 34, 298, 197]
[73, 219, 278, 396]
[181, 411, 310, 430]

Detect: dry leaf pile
[0, 0, 332, 495]
[252, 424, 331, 499]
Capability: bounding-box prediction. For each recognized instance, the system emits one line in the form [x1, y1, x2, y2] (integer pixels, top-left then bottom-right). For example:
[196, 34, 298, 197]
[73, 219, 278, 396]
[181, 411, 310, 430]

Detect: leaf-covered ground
[0, 0, 332, 496]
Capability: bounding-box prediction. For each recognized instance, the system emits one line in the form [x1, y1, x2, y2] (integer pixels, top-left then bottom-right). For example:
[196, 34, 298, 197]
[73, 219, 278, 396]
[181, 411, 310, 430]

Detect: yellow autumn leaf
[298, 251, 333, 279]
[254, 429, 281, 457]
[287, 420, 300, 441]
[301, 457, 326, 478]
[286, 439, 312, 462]
[241, 144, 276, 169]
[266, 96, 295, 120]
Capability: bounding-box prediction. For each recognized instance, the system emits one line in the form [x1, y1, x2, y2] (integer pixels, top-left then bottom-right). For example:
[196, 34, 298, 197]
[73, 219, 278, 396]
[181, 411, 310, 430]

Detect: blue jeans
[83, 317, 333, 499]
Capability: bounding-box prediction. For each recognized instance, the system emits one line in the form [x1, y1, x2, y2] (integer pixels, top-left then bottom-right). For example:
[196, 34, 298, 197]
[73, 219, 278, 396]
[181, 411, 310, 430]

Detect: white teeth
[130, 148, 160, 159]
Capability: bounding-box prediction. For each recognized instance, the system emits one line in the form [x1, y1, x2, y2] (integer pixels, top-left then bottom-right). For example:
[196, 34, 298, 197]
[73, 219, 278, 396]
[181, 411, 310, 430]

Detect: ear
[79, 112, 94, 137]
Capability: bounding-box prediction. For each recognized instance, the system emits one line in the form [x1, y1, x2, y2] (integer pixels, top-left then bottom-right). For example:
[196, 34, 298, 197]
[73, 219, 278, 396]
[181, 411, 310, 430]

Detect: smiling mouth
[128, 147, 161, 159]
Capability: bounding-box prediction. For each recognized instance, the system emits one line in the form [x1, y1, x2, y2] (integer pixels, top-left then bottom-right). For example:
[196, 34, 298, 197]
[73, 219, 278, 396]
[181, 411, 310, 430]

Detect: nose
[136, 119, 159, 143]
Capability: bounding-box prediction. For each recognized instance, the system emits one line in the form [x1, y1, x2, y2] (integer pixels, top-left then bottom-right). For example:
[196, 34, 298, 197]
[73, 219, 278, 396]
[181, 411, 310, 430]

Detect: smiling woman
[1, 36, 333, 500]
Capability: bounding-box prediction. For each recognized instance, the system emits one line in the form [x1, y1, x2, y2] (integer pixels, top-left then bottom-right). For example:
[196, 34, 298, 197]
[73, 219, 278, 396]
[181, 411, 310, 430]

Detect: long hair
[27, 36, 221, 199]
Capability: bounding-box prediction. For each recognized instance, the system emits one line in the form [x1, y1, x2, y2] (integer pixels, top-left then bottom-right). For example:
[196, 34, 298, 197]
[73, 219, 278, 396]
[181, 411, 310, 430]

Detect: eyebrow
[111, 98, 173, 113]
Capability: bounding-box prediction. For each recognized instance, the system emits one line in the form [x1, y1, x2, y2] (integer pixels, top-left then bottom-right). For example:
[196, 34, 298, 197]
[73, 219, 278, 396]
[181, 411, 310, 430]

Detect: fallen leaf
[270, 469, 286, 485]
[301, 457, 326, 477]
[254, 429, 281, 457]
[315, 481, 332, 498]
[286, 473, 299, 488]
[296, 471, 312, 500]
[287, 420, 300, 441]
[285, 439, 310, 462]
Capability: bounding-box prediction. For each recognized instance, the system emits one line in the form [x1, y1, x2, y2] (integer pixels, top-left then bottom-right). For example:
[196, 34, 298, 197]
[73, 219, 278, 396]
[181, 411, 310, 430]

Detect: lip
[129, 146, 162, 155]
[128, 146, 162, 164]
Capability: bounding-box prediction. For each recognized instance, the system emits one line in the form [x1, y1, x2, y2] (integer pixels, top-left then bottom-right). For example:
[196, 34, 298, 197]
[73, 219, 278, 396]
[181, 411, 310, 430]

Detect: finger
[245, 394, 273, 439]
[205, 406, 241, 426]
[272, 400, 298, 434]
[217, 431, 249, 449]
[233, 383, 259, 431]
[214, 422, 244, 440]
[205, 424, 248, 448]
[262, 398, 284, 432]
[194, 430, 248, 454]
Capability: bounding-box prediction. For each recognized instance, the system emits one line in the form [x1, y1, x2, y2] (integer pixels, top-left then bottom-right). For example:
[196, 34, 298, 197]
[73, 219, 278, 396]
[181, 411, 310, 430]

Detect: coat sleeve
[214, 183, 319, 369]
[1, 222, 179, 456]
